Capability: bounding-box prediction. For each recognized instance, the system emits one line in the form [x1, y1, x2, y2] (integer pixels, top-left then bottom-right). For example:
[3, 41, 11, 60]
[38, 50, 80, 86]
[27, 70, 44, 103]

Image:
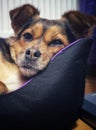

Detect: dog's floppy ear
[62, 11, 96, 39]
[10, 4, 40, 35]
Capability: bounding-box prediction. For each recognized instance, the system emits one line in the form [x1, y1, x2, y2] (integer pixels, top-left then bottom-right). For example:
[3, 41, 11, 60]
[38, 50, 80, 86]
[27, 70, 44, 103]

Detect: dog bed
[0, 38, 93, 129]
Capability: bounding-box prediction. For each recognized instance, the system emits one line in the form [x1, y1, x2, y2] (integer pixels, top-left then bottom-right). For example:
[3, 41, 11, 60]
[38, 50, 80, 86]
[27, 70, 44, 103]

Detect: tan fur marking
[44, 26, 69, 46]
[21, 23, 44, 39]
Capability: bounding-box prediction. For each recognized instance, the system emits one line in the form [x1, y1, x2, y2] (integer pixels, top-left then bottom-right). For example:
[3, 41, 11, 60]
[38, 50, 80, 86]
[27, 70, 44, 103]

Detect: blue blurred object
[79, 0, 96, 15]
[87, 28, 96, 64]
[80, 0, 96, 76]
[85, 93, 96, 105]
[80, 93, 96, 129]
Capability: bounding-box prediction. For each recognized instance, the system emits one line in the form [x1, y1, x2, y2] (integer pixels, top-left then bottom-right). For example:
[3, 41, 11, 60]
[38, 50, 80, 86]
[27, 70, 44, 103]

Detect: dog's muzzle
[25, 48, 41, 60]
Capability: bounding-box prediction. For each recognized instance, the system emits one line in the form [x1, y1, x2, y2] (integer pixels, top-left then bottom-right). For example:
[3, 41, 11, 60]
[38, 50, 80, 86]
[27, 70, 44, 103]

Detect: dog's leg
[0, 81, 8, 95]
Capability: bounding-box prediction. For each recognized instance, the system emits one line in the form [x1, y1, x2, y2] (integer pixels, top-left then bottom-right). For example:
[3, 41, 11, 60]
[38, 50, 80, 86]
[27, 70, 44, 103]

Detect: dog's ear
[10, 4, 40, 35]
[62, 11, 96, 38]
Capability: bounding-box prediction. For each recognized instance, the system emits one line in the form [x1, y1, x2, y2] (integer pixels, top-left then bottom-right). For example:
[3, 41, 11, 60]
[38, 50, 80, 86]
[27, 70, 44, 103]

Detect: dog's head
[9, 4, 96, 77]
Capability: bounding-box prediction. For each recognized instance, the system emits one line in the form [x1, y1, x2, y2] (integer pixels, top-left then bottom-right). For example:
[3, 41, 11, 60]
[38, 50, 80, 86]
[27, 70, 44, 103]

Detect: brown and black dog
[0, 4, 96, 94]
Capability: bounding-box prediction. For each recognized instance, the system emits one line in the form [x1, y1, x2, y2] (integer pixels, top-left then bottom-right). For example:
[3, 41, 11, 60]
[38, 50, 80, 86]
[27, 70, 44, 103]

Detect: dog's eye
[23, 33, 33, 41]
[49, 39, 63, 46]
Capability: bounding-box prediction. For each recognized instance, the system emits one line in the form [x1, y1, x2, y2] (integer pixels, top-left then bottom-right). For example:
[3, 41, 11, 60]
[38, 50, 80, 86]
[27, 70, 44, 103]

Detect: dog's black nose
[25, 49, 41, 59]
[34, 50, 41, 57]
[26, 49, 30, 55]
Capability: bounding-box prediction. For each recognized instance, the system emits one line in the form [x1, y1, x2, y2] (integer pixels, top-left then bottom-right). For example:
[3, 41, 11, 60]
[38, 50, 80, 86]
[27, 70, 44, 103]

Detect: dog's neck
[0, 52, 29, 92]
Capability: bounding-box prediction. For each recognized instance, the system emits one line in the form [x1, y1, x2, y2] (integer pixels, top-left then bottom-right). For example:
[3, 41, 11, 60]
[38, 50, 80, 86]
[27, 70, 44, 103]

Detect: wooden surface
[73, 119, 93, 130]
[85, 77, 96, 94]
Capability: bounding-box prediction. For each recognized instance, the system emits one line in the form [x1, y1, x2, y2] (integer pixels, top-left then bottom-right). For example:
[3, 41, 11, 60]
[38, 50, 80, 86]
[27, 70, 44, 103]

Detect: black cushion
[0, 38, 93, 129]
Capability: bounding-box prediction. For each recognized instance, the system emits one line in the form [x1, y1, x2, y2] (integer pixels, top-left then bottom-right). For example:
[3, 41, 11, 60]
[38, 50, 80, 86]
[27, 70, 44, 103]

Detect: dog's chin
[20, 67, 39, 77]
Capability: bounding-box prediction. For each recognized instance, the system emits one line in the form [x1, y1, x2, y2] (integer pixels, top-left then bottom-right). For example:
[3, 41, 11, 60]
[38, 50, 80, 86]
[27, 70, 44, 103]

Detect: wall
[0, 0, 79, 37]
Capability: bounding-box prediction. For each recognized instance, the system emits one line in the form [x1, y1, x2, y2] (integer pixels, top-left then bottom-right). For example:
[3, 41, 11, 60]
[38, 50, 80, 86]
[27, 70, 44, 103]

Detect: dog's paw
[0, 81, 8, 95]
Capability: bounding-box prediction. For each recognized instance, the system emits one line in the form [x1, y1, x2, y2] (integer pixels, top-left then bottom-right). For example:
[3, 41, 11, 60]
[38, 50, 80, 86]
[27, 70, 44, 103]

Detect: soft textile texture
[0, 38, 93, 129]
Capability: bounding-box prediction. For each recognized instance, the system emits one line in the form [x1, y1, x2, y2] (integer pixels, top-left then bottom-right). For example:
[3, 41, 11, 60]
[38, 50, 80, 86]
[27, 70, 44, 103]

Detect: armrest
[80, 93, 96, 129]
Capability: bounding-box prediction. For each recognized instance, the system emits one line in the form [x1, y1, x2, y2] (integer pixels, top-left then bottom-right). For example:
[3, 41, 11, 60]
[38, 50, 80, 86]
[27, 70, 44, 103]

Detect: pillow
[0, 38, 93, 129]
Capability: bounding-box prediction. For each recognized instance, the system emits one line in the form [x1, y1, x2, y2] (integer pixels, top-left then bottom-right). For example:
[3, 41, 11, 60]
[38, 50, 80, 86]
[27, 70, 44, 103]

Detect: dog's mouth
[15, 51, 51, 77]
[19, 64, 39, 77]
[21, 65, 35, 70]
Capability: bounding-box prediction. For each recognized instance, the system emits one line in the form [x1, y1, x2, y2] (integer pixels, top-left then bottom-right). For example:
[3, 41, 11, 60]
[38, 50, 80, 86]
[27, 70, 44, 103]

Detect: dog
[0, 4, 96, 94]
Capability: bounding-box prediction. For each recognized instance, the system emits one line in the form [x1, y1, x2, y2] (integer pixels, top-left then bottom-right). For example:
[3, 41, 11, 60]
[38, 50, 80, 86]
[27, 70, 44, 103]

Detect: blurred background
[0, 0, 79, 37]
[0, 0, 96, 37]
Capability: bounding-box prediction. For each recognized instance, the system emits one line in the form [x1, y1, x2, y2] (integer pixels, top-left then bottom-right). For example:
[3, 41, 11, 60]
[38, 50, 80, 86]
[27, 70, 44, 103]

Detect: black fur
[64, 21, 76, 43]
[0, 38, 14, 63]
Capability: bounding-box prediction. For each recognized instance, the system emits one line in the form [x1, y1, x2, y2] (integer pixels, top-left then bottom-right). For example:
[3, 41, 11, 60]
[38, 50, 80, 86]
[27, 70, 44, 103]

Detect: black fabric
[0, 38, 93, 129]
